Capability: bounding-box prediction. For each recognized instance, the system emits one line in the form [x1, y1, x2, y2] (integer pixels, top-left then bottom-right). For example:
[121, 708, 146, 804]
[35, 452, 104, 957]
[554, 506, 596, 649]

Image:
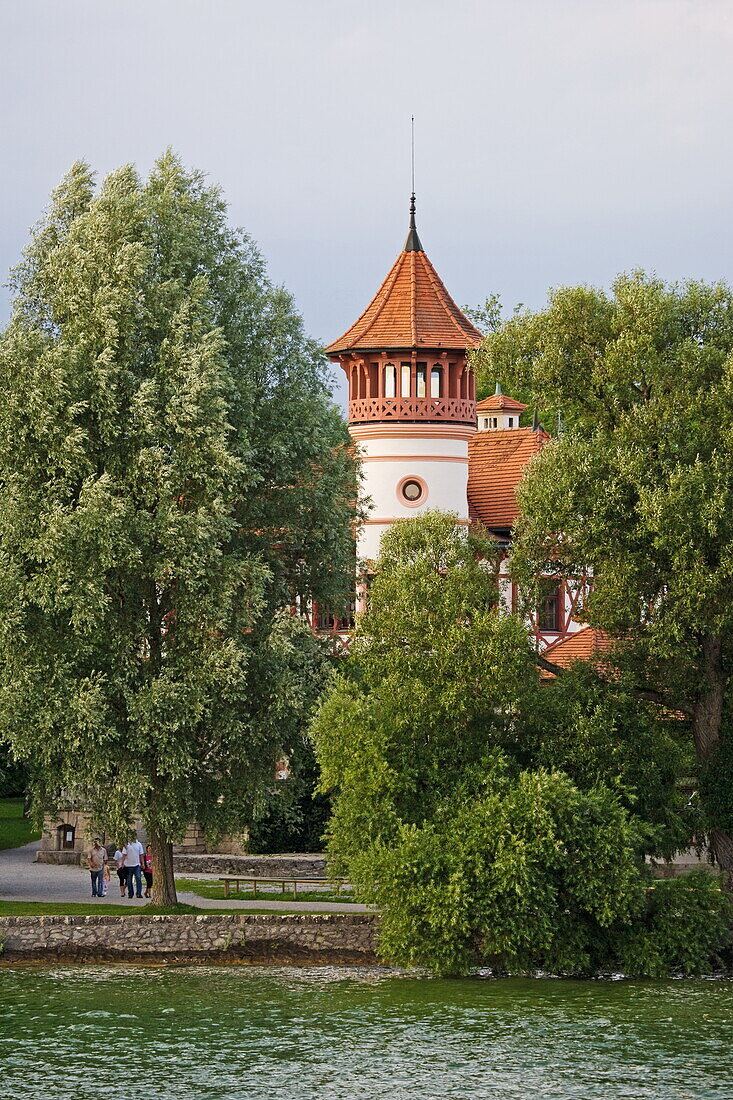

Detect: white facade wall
[351, 425, 474, 562]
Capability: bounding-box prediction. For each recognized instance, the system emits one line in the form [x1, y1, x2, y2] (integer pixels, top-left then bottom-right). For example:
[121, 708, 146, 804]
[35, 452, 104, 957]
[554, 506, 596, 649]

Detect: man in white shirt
[124, 836, 145, 899]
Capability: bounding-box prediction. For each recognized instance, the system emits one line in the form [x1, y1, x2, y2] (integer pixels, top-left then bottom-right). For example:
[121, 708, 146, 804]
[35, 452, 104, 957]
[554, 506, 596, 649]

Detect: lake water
[1, 966, 731, 1099]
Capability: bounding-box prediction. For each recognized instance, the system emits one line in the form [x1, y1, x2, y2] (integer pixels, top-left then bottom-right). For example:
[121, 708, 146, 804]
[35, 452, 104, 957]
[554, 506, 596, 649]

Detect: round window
[401, 479, 423, 503]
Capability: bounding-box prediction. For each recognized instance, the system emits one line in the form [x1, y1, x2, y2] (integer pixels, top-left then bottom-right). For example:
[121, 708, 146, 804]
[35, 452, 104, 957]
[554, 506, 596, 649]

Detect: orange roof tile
[467, 427, 549, 530]
[540, 628, 613, 677]
[476, 394, 528, 413]
[326, 223, 482, 355]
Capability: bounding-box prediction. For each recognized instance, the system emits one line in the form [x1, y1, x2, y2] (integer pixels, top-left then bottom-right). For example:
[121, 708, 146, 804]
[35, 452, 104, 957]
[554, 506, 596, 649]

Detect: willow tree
[0, 153, 360, 904]
[473, 272, 733, 882]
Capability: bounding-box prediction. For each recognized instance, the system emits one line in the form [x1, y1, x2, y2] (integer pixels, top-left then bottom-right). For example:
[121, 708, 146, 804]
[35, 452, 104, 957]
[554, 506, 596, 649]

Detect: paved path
[0, 841, 372, 912]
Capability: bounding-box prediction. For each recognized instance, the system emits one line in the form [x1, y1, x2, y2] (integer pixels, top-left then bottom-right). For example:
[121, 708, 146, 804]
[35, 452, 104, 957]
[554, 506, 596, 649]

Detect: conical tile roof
[327, 201, 483, 355]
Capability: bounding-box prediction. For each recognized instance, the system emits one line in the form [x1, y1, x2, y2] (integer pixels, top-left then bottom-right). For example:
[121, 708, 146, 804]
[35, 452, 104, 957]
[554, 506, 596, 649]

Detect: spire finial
[495, 382, 503, 396]
[404, 117, 423, 252]
[411, 114, 415, 194]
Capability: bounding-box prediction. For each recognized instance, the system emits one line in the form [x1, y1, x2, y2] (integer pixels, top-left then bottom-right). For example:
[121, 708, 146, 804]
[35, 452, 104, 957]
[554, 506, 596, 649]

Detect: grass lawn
[174, 877, 358, 903]
[0, 900, 202, 916]
[0, 799, 40, 851]
[0, 900, 315, 917]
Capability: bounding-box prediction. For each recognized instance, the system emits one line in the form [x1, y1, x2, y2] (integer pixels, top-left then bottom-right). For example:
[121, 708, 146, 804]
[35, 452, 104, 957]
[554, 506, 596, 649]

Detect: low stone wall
[35, 851, 328, 874]
[36, 851, 82, 866]
[171, 853, 327, 876]
[0, 913, 378, 965]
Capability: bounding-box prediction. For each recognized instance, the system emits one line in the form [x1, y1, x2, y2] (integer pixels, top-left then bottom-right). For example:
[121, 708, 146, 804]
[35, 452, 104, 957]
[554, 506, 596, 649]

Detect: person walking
[86, 838, 107, 898]
[124, 835, 145, 899]
[142, 844, 153, 899]
[112, 843, 127, 897]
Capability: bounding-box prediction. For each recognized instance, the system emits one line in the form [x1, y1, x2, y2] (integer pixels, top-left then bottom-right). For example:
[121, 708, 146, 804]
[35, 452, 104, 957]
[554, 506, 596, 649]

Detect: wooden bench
[218, 875, 344, 899]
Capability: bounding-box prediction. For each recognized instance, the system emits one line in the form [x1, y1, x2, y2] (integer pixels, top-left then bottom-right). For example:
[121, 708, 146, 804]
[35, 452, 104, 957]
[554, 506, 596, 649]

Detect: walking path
[0, 841, 371, 912]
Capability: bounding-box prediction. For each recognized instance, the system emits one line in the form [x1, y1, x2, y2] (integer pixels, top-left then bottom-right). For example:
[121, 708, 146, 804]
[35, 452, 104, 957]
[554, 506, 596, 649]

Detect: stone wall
[0, 913, 378, 965]
[171, 853, 327, 876]
[39, 813, 249, 863]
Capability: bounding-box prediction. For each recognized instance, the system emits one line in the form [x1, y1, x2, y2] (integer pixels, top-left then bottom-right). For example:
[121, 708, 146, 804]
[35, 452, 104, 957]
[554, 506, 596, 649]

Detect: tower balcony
[348, 395, 476, 425]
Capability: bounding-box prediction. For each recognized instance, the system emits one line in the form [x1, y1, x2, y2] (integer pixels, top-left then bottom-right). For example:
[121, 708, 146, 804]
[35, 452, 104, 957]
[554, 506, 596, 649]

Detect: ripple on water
[2, 967, 732, 1099]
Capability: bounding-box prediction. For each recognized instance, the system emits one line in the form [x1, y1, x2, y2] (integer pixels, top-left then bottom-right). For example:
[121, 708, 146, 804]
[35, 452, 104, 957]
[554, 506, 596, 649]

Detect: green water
[1, 967, 732, 1099]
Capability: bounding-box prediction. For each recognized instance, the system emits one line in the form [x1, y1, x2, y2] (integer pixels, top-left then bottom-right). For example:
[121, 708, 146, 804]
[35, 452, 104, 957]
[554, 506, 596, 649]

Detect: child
[143, 844, 153, 899]
[102, 863, 110, 896]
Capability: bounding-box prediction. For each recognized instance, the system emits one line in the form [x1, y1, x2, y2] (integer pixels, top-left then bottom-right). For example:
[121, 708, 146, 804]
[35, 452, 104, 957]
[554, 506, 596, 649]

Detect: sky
[2, 0, 733, 406]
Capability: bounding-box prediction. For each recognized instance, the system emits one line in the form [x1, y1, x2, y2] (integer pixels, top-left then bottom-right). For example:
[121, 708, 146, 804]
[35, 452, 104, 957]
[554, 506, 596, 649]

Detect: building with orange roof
[327, 195, 482, 565]
[326, 197, 585, 648]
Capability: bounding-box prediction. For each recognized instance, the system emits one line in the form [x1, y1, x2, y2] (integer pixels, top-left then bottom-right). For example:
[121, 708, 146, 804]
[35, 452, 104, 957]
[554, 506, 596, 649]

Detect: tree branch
[533, 653, 693, 716]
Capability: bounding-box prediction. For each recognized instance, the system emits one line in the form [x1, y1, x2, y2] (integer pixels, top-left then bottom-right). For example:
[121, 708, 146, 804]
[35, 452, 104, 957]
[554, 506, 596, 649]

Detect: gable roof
[476, 394, 528, 413]
[326, 210, 483, 354]
[467, 427, 549, 530]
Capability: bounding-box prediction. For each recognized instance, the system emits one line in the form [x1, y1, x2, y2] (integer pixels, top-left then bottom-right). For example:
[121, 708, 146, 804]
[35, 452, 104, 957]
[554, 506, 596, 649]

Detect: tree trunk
[149, 825, 178, 907]
[692, 634, 733, 887]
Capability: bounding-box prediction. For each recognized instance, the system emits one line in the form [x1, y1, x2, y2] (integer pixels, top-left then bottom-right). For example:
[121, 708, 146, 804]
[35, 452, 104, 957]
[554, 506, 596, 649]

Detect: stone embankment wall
[0, 913, 378, 965]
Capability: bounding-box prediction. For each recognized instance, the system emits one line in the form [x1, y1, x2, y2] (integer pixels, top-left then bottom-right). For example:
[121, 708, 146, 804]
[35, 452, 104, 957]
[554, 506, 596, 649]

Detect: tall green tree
[472, 271, 733, 882]
[0, 153, 361, 903]
[311, 513, 724, 975]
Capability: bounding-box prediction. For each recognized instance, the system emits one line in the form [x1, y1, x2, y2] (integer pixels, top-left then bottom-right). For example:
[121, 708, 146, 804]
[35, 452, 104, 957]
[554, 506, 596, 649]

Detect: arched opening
[430, 366, 443, 398]
[384, 363, 396, 399]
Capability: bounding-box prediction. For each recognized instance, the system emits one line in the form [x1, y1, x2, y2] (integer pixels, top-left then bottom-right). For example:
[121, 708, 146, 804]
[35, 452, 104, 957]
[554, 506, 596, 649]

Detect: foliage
[0, 152, 361, 900]
[352, 768, 645, 976]
[314, 512, 533, 873]
[609, 874, 732, 977]
[518, 664, 693, 859]
[471, 271, 733, 876]
[247, 732, 332, 853]
[313, 512, 729, 975]
[0, 747, 26, 799]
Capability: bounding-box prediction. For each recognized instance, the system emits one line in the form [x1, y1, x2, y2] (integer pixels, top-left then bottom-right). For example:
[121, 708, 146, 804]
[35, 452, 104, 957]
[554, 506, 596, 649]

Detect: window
[397, 475, 428, 507]
[316, 607, 337, 632]
[416, 363, 427, 397]
[508, 417, 514, 427]
[431, 366, 442, 398]
[384, 364, 396, 399]
[401, 363, 411, 397]
[490, 417, 498, 429]
[483, 418, 489, 429]
[537, 581, 562, 633]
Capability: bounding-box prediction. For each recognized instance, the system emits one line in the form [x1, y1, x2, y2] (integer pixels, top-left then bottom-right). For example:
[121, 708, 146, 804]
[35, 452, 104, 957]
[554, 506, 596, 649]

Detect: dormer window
[508, 417, 514, 428]
[483, 418, 489, 429]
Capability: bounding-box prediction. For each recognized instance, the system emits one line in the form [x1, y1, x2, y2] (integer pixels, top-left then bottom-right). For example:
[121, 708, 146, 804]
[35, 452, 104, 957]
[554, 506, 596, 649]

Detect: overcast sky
[2, 0, 732, 405]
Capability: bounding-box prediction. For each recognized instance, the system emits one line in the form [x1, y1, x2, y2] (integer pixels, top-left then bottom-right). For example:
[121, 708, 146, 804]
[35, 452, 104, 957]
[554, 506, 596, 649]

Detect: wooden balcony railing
[348, 397, 475, 424]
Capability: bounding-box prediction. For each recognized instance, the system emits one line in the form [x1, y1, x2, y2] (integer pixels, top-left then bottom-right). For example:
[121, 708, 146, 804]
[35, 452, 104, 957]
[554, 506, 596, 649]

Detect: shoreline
[0, 911, 380, 966]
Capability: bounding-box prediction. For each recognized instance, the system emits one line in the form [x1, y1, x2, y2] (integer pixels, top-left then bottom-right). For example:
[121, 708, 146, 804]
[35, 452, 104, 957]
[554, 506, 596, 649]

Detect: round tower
[327, 196, 483, 562]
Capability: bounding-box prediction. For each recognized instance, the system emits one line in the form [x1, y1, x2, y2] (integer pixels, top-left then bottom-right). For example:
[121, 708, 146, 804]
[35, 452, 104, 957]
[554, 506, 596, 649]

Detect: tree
[0, 153, 361, 904]
[472, 271, 733, 882]
[311, 513, 727, 974]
